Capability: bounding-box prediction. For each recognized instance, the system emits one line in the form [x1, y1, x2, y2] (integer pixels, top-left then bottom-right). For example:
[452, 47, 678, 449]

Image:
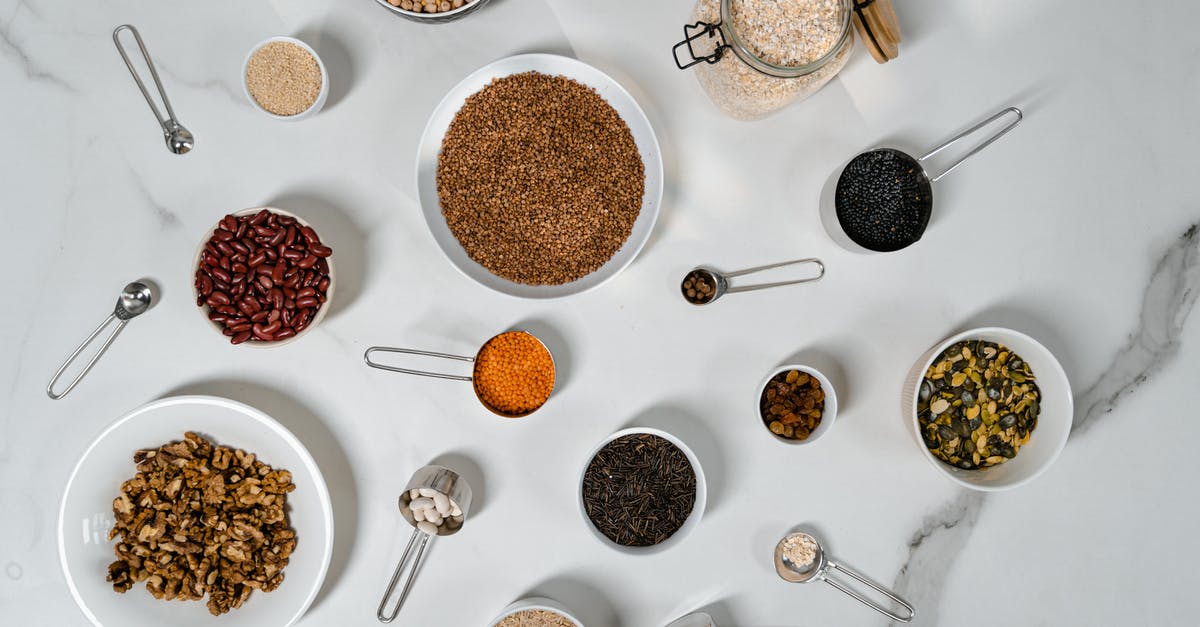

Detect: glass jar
[674, 0, 855, 120]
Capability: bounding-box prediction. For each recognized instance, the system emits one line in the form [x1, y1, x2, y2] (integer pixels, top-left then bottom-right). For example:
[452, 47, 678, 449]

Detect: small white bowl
[192, 207, 336, 348]
[903, 327, 1072, 491]
[242, 37, 328, 121]
[487, 597, 583, 627]
[756, 365, 838, 445]
[578, 427, 706, 555]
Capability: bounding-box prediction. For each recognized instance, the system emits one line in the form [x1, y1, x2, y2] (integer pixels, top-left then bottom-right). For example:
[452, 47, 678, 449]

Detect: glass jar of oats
[673, 0, 899, 120]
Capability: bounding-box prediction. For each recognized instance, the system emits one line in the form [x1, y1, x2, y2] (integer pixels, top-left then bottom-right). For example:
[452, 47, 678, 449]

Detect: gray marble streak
[0, 6, 75, 92]
[1072, 222, 1200, 435]
[884, 221, 1200, 625]
[886, 490, 986, 627]
[128, 168, 181, 228]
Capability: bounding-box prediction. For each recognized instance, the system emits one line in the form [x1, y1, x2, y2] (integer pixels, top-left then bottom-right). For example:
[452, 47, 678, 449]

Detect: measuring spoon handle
[723, 258, 825, 294]
[47, 314, 128, 400]
[823, 560, 915, 623]
[919, 106, 1022, 182]
[377, 528, 432, 623]
[364, 346, 474, 381]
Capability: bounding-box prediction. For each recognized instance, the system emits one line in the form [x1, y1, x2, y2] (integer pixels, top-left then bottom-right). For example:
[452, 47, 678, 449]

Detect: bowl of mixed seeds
[905, 327, 1072, 491]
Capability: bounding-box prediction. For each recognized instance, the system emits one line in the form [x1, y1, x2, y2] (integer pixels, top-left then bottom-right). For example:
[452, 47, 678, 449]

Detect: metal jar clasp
[672, 20, 729, 70]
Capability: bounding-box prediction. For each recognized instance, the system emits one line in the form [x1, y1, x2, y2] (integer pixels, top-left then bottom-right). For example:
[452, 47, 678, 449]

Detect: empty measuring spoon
[774, 532, 914, 622]
[832, 106, 1022, 252]
[47, 281, 154, 399]
[682, 258, 824, 305]
[113, 25, 194, 154]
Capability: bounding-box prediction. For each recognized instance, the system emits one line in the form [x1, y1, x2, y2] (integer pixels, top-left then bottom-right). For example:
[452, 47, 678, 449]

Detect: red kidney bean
[295, 296, 319, 308]
[219, 256, 231, 270]
[213, 280, 230, 294]
[272, 263, 286, 283]
[300, 225, 319, 244]
[229, 321, 252, 333]
[221, 216, 237, 231]
[273, 328, 296, 340]
[197, 274, 213, 296]
[257, 275, 273, 290]
[250, 310, 269, 323]
[251, 209, 270, 225]
[207, 292, 231, 307]
[211, 267, 231, 284]
[249, 252, 267, 267]
[278, 215, 296, 226]
[318, 277, 330, 292]
[282, 248, 304, 261]
[235, 221, 248, 239]
[231, 262, 248, 274]
[214, 228, 235, 242]
[256, 264, 274, 277]
[215, 241, 234, 257]
[208, 310, 227, 323]
[310, 244, 333, 258]
[230, 240, 250, 256]
[285, 226, 296, 246]
[231, 331, 252, 345]
[267, 309, 280, 325]
[252, 322, 279, 340]
[253, 225, 274, 237]
[268, 229, 286, 247]
[296, 255, 317, 269]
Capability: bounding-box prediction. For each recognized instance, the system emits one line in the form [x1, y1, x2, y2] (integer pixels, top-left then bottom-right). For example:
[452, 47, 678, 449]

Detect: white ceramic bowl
[192, 207, 336, 348]
[756, 364, 838, 445]
[242, 37, 328, 121]
[372, 0, 493, 23]
[577, 427, 706, 555]
[487, 597, 583, 627]
[903, 327, 1073, 491]
[58, 396, 334, 627]
[416, 53, 664, 299]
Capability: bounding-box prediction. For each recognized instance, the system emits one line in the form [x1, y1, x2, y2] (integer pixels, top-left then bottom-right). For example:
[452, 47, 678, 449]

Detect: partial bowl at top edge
[416, 53, 664, 299]
[242, 37, 329, 120]
[904, 326, 1073, 491]
[487, 597, 583, 627]
[192, 207, 336, 349]
[372, 0, 492, 23]
[577, 426, 706, 555]
[756, 364, 839, 446]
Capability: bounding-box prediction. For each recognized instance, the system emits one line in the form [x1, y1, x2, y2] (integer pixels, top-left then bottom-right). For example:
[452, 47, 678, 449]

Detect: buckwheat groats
[437, 71, 645, 286]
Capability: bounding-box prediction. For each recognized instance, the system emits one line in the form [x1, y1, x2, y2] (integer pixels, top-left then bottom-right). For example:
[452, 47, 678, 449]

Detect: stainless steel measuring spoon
[113, 25, 194, 154]
[377, 465, 473, 623]
[833, 107, 1023, 252]
[363, 330, 556, 417]
[682, 258, 824, 305]
[774, 532, 915, 623]
[47, 281, 154, 399]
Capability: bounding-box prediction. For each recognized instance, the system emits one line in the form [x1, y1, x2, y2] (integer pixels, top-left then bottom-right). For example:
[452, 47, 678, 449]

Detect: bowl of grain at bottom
[242, 37, 328, 121]
[488, 597, 583, 627]
[903, 327, 1072, 491]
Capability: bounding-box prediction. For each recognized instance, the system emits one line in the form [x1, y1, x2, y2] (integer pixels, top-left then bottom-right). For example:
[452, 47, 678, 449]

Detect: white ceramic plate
[58, 396, 334, 627]
[416, 53, 664, 298]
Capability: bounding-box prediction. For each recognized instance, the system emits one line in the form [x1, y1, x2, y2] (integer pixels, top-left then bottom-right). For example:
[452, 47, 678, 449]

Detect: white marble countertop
[3, 0, 1199, 625]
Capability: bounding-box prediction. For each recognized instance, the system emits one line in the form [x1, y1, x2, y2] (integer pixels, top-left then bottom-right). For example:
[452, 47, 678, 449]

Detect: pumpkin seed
[918, 340, 1041, 470]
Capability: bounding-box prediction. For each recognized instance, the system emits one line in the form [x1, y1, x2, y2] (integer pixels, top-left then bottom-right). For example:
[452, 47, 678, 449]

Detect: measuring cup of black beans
[831, 107, 1022, 253]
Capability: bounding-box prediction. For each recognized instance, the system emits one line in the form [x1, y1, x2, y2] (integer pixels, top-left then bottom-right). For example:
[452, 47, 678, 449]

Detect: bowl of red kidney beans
[192, 207, 334, 346]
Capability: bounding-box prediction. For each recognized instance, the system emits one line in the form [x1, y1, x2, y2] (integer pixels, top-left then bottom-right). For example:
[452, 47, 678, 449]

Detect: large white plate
[58, 396, 333, 627]
[416, 53, 664, 298]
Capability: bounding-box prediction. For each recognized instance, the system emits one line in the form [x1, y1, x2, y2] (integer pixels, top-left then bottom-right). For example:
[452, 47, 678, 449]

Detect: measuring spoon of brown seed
[682, 258, 824, 305]
[774, 532, 915, 623]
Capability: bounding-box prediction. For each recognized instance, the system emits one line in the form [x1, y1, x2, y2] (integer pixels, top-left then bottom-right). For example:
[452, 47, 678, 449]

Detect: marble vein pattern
[0, 2, 74, 92]
[886, 221, 1200, 625]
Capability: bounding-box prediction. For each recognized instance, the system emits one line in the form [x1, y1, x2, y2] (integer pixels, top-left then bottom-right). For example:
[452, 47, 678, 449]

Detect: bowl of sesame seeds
[242, 37, 328, 121]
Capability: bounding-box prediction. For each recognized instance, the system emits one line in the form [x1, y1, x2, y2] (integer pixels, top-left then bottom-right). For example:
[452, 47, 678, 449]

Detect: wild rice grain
[437, 71, 645, 286]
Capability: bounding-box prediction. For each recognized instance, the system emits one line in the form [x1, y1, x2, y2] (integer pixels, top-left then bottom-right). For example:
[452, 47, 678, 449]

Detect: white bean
[433, 492, 451, 515]
[416, 521, 438, 536]
[410, 497, 435, 511]
[425, 511, 444, 525]
[418, 488, 439, 497]
[409, 489, 421, 500]
[450, 504, 462, 517]
[412, 508, 426, 522]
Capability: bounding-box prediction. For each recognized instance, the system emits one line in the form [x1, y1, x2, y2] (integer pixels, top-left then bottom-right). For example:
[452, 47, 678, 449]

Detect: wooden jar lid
[851, 0, 901, 63]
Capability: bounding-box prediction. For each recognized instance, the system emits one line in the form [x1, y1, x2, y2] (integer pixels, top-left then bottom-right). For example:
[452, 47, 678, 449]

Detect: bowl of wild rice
[487, 597, 583, 627]
[417, 53, 663, 298]
[903, 327, 1072, 491]
[373, 0, 491, 23]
